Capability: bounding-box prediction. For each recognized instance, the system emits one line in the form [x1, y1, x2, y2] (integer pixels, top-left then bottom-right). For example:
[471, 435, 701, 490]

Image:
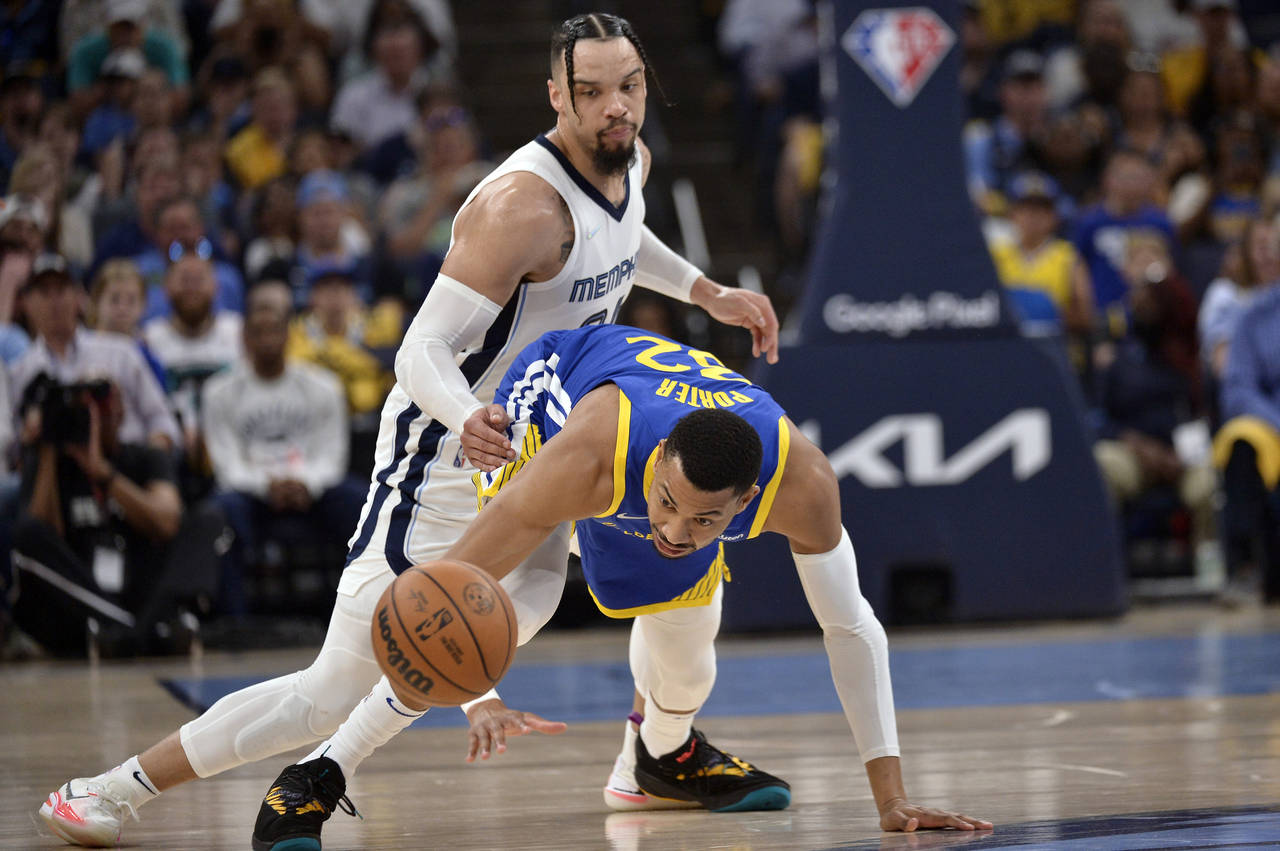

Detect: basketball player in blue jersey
[39, 14, 781, 849]
[248, 325, 992, 846]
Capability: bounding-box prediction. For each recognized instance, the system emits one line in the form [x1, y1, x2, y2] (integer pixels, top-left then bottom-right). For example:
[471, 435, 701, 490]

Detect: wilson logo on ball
[376, 606, 435, 697]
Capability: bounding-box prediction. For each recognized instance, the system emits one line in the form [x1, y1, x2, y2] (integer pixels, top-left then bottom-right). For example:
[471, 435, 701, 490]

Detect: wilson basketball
[371, 560, 517, 708]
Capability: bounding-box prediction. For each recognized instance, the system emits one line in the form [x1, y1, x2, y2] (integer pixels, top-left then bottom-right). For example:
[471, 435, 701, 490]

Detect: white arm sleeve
[395, 274, 504, 435]
[792, 527, 900, 763]
[634, 225, 703, 303]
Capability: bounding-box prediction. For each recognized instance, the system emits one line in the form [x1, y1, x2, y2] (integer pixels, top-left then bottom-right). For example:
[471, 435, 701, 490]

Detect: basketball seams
[448, 560, 517, 679]
[416, 565, 506, 685]
[390, 570, 486, 698]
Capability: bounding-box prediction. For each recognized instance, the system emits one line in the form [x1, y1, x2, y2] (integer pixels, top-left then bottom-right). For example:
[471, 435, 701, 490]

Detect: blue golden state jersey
[476, 325, 791, 617]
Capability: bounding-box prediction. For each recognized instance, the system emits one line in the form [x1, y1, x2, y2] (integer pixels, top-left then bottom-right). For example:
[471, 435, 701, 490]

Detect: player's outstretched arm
[633, 224, 781, 364]
[444, 384, 620, 579]
[396, 173, 571, 469]
[764, 424, 993, 832]
[632, 138, 780, 362]
[689, 276, 780, 363]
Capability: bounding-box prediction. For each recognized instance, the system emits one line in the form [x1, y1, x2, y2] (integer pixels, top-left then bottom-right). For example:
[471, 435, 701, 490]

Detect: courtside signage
[842, 7, 955, 108]
[827, 409, 1051, 487]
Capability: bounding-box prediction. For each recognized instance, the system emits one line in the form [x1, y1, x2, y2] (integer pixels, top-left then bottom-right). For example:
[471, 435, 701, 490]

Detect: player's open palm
[878, 797, 993, 832]
[461, 404, 515, 471]
[464, 698, 567, 762]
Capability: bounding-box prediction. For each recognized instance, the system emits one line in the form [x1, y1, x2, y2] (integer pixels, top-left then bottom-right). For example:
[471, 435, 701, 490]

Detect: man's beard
[175, 301, 212, 327]
[592, 126, 636, 176]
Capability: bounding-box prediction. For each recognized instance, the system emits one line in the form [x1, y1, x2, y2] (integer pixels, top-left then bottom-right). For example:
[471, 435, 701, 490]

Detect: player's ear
[654, 439, 666, 465]
[735, 485, 760, 514]
[547, 77, 561, 112]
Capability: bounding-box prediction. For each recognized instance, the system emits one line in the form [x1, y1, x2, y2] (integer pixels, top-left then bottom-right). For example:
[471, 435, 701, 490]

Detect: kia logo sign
[824, 409, 1052, 488]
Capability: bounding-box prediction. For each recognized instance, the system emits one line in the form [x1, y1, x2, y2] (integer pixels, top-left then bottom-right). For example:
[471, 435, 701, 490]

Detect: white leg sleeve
[630, 582, 722, 712]
[179, 587, 387, 778]
[303, 675, 426, 780]
[792, 527, 899, 763]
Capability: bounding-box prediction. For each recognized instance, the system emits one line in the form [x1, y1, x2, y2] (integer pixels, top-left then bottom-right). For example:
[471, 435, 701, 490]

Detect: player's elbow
[785, 440, 843, 553]
[821, 595, 885, 645]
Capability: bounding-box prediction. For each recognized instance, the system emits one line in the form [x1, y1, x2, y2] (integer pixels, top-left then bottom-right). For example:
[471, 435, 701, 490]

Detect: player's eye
[660, 498, 673, 509]
[697, 518, 713, 527]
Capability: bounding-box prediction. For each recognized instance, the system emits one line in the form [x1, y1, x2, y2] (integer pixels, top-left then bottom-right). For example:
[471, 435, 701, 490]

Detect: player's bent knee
[233, 691, 321, 761]
[296, 646, 384, 736]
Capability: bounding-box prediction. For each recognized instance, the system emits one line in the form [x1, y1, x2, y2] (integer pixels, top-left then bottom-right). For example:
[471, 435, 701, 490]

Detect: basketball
[371, 560, 517, 708]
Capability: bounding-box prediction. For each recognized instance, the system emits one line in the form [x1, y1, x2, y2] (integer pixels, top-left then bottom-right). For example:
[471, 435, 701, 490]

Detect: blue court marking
[834, 805, 1280, 850]
[160, 631, 1280, 728]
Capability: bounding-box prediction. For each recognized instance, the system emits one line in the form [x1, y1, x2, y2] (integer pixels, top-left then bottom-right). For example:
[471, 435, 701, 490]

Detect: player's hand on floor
[878, 798, 993, 832]
[464, 698, 567, 762]
[461, 404, 514, 472]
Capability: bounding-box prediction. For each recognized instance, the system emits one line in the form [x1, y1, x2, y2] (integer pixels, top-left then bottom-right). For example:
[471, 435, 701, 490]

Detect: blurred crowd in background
[952, 0, 1280, 608]
[0, 0, 1277, 660]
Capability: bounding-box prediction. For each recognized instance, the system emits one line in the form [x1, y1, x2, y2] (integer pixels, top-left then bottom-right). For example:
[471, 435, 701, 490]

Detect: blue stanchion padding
[726, 1, 1124, 628]
[727, 336, 1125, 629]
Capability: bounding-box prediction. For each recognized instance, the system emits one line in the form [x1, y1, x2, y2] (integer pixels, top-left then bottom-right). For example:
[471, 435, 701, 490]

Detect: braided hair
[550, 12, 667, 117]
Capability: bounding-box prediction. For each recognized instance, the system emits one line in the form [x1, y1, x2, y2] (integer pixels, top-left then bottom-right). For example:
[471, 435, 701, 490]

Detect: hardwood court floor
[6, 603, 1279, 849]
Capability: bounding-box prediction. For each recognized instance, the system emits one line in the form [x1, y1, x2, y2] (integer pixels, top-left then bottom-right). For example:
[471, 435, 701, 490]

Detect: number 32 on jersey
[626, 334, 756, 410]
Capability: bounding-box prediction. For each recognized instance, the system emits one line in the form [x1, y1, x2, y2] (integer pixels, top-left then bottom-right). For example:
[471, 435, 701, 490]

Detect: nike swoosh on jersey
[586, 223, 604, 239]
[613, 513, 648, 521]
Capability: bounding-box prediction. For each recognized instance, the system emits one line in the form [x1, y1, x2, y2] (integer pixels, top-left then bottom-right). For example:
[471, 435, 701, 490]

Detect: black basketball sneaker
[251, 757, 360, 851]
[632, 728, 791, 812]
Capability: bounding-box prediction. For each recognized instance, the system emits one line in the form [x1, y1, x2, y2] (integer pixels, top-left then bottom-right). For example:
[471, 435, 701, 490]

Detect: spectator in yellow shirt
[224, 68, 296, 190]
[989, 172, 1095, 336]
[285, 260, 402, 419]
[1160, 0, 1260, 120]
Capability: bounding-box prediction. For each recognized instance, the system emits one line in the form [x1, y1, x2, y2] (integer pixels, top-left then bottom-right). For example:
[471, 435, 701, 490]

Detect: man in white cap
[66, 0, 189, 117]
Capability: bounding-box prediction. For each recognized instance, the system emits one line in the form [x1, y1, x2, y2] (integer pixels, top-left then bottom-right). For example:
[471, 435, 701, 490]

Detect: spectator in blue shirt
[131, 196, 243, 321]
[80, 49, 146, 161]
[1073, 148, 1176, 322]
[963, 49, 1050, 217]
[1214, 285, 1280, 603]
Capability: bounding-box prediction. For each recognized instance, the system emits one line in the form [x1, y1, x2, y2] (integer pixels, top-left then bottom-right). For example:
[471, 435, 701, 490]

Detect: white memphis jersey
[345, 133, 646, 575]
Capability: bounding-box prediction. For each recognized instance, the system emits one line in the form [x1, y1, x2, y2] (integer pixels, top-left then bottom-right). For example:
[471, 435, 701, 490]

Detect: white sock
[302, 677, 426, 780]
[639, 698, 695, 758]
[618, 712, 641, 768]
[102, 756, 161, 809]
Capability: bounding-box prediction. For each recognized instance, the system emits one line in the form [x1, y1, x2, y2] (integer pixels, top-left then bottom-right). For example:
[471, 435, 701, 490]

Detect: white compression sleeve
[395, 274, 504, 434]
[792, 527, 900, 763]
[634, 225, 703, 303]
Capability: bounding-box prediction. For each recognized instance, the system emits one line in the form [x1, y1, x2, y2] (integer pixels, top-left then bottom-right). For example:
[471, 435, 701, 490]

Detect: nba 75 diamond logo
[842, 7, 954, 108]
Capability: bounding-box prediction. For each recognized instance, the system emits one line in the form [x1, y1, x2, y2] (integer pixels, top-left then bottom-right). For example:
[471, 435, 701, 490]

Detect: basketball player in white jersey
[38, 12, 780, 848]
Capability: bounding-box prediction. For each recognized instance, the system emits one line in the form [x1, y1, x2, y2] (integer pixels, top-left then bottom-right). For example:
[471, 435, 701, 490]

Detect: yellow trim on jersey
[748, 416, 791, 539]
[588, 544, 727, 618]
[473, 422, 544, 510]
[642, 444, 659, 493]
[596, 390, 634, 518]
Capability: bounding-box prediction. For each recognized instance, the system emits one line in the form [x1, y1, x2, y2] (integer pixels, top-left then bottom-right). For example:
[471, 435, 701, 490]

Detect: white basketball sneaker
[603, 751, 700, 812]
[39, 776, 137, 847]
